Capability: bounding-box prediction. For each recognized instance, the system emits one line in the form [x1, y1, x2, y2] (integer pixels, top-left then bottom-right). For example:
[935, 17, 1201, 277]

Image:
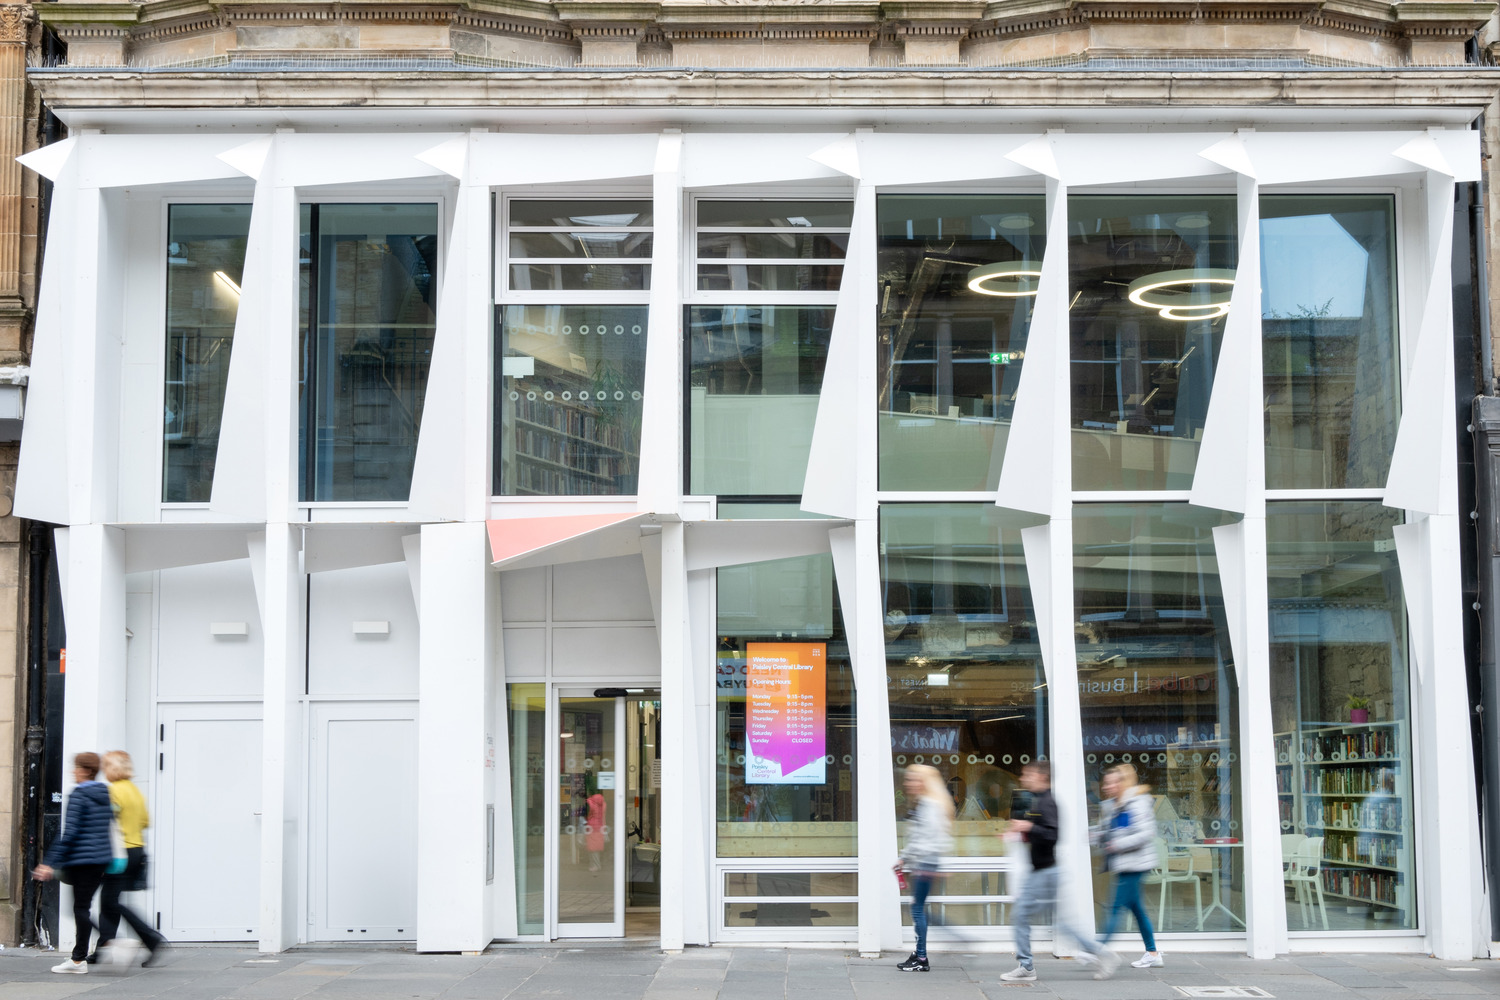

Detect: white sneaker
[1131, 951, 1165, 969]
[51, 959, 88, 975]
[1000, 965, 1037, 982]
[1093, 949, 1121, 980]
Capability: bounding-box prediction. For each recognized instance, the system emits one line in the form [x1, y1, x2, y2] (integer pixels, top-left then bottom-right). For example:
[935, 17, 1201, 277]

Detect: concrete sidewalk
[0, 945, 1494, 1000]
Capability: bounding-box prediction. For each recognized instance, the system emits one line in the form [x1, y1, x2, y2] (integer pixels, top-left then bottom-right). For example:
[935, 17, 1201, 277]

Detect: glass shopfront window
[495, 304, 648, 495]
[715, 504, 856, 862]
[1070, 197, 1236, 491]
[1073, 504, 1245, 933]
[688, 202, 848, 496]
[298, 203, 439, 502]
[880, 504, 1049, 864]
[508, 683, 546, 936]
[877, 196, 1046, 491]
[1268, 503, 1415, 931]
[163, 204, 251, 502]
[1262, 196, 1400, 490]
[508, 199, 651, 292]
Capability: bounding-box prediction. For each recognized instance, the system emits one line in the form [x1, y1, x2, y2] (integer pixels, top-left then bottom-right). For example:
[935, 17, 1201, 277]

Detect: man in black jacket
[1000, 761, 1119, 982]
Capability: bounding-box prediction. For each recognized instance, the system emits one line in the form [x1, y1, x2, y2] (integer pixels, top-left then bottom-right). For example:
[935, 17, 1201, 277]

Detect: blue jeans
[1013, 865, 1105, 970]
[910, 871, 936, 957]
[1100, 871, 1157, 952]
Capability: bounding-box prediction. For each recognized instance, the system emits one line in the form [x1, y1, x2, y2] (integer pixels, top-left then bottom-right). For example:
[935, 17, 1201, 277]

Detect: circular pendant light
[967, 260, 1044, 297]
[1126, 268, 1236, 321]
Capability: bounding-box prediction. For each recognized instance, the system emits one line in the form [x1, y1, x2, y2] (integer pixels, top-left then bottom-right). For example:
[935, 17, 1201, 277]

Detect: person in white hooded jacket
[1092, 764, 1163, 975]
[893, 764, 953, 973]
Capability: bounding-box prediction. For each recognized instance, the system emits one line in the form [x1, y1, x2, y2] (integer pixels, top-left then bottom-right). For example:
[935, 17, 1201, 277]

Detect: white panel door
[310, 702, 418, 941]
[156, 704, 263, 942]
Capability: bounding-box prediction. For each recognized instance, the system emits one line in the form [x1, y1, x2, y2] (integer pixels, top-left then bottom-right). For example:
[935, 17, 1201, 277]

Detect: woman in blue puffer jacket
[33, 752, 116, 975]
[1092, 763, 1163, 975]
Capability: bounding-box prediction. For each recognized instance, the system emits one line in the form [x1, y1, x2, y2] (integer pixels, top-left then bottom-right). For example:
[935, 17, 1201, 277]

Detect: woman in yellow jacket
[95, 751, 168, 967]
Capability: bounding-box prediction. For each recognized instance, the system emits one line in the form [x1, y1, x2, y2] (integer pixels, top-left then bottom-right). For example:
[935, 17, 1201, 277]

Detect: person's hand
[1011, 819, 1033, 834]
[892, 860, 903, 874]
[32, 865, 53, 882]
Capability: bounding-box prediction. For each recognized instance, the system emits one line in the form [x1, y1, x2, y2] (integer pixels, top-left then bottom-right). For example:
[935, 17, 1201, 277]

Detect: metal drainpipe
[17, 523, 49, 946]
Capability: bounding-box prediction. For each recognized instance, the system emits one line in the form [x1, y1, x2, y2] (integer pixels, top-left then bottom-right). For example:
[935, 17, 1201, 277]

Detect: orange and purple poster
[745, 642, 826, 784]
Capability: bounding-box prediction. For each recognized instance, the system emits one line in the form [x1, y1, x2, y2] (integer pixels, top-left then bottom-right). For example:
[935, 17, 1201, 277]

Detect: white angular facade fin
[635, 132, 685, 515]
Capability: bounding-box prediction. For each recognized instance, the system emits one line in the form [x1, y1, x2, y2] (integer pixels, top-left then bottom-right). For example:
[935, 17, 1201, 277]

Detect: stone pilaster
[0, 7, 28, 360]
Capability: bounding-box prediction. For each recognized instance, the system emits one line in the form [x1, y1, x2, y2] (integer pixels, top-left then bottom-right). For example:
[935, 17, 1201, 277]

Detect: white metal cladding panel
[308, 563, 420, 697]
[158, 558, 263, 699]
[499, 566, 547, 622]
[551, 626, 660, 677]
[552, 555, 655, 622]
[502, 627, 546, 676]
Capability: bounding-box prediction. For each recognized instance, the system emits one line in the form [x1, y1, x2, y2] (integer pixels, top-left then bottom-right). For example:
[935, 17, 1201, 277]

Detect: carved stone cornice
[0, 6, 31, 44]
[1393, 1, 1494, 37]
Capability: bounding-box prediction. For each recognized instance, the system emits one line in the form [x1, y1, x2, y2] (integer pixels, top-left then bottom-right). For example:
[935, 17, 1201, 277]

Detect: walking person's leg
[113, 849, 166, 955]
[95, 870, 123, 959]
[69, 865, 106, 963]
[1098, 872, 1125, 946]
[1004, 867, 1048, 978]
[912, 873, 932, 958]
[1116, 871, 1161, 965]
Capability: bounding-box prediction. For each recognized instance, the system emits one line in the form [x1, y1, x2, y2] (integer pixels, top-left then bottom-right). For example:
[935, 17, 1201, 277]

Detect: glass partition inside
[1072, 503, 1245, 933]
[879, 504, 1049, 864]
[715, 512, 856, 859]
[495, 304, 648, 495]
[1262, 196, 1400, 489]
[298, 203, 439, 502]
[1268, 502, 1415, 931]
[688, 305, 834, 495]
[507, 683, 546, 936]
[878, 196, 1046, 491]
[1069, 197, 1236, 491]
[163, 204, 251, 502]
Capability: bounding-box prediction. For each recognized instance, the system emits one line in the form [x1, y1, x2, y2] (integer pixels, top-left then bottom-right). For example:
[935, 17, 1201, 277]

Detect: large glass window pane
[507, 683, 546, 935]
[878, 196, 1046, 491]
[495, 304, 648, 495]
[1070, 197, 1237, 491]
[1073, 503, 1244, 933]
[695, 200, 850, 293]
[1268, 502, 1415, 931]
[163, 204, 251, 502]
[509, 199, 652, 292]
[880, 504, 1049, 859]
[298, 203, 439, 502]
[1262, 197, 1400, 489]
[688, 306, 834, 495]
[716, 520, 856, 858]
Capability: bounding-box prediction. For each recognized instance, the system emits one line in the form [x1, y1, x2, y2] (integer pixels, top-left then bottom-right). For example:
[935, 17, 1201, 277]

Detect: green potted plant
[1346, 694, 1372, 724]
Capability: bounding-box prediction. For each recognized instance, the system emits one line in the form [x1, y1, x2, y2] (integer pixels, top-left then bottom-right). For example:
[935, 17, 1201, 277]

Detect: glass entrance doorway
[547, 689, 661, 939]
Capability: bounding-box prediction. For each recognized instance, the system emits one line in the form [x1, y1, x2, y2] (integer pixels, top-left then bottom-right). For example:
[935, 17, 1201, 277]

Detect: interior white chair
[1144, 836, 1204, 931]
[1282, 833, 1307, 875]
[1286, 835, 1329, 930]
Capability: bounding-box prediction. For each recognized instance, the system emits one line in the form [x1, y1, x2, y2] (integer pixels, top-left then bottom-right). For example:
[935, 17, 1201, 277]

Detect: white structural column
[637, 131, 684, 515]
[1389, 167, 1480, 959]
[416, 521, 494, 952]
[248, 524, 305, 953]
[657, 520, 690, 949]
[52, 524, 126, 957]
[1193, 166, 1286, 957]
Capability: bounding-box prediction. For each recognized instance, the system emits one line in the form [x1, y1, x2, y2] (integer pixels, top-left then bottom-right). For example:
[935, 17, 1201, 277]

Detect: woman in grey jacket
[893, 764, 953, 973]
[1093, 764, 1163, 973]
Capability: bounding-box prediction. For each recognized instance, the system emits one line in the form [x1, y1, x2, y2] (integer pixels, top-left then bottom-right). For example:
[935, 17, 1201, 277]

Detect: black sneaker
[896, 953, 930, 972]
[141, 943, 170, 969]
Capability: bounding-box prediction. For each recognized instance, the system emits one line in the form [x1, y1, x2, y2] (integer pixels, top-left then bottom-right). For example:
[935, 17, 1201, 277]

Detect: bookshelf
[1274, 720, 1411, 922]
[505, 358, 639, 495]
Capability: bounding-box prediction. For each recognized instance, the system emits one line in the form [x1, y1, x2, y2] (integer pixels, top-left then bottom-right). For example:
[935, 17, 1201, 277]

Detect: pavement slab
[0, 946, 1491, 999]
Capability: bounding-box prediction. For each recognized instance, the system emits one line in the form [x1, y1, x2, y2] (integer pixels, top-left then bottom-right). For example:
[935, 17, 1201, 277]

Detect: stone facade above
[32, 0, 1499, 69]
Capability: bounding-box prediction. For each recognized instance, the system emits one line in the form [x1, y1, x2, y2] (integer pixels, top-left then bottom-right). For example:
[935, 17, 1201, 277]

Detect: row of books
[1300, 765, 1401, 796]
[514, 427, 632, 477]
[1323, 830, 1404, 868]
[509, 394, 637, 451]
[1322, 867, 1402, 905]
[1279, 728, 1400, 762]
[511, 463, 636, 495]
[1303, 797, 1402, 833]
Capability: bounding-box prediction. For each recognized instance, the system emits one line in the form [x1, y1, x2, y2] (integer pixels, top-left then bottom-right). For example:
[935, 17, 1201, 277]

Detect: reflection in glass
[695, 200, 850, 293]
[878, 196, 1046, 491]
[507, 684, 546, 935]
[1069, 198, 1237, 491]
[495, 304, 648, 495]
[1267, 502, 1414, 931]
[558, 696, 617, 925]
[163, 204, 251, 502]
[298, 203, 439, 502]
[880, 504, 1049, 860]
[1072, 504, 1244, 933]
[688, 306, 834, 495]
[716, 519, 856, 859]
[509, 199, 652, 292]
[1262, 197, 1400, 489]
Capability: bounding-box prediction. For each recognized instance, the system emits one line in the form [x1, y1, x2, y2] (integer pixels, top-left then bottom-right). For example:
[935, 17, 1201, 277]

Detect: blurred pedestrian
[32, 752, 114, 975]
[894, 764, 953, 973]
[94, 751, 168, 968]
[1093, 764, 1163, 975]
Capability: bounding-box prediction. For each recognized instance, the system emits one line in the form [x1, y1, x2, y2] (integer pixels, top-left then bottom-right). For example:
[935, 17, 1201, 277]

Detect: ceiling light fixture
[213, 270, 242, 297]
[967, 260, 1044, 298]
[1127, 268, 1235, 322]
